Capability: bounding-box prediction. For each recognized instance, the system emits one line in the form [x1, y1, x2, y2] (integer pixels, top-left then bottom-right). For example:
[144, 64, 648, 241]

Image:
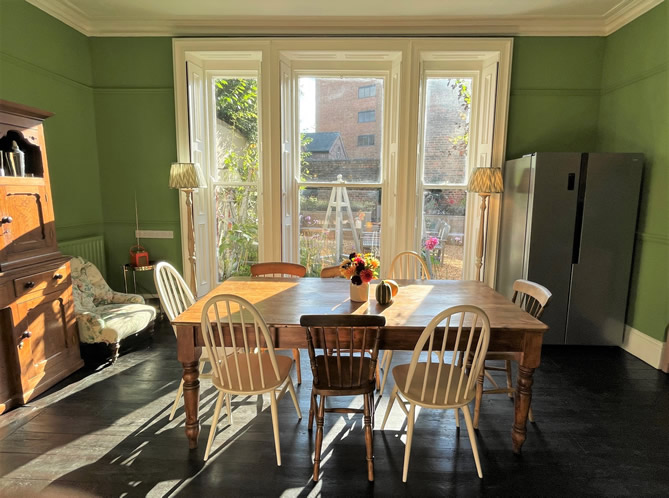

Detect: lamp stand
[183, 188, 197, 295]
[474, 193, 490, 282]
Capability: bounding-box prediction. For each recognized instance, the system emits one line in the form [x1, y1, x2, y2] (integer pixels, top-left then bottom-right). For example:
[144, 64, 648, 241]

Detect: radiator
[58, 235, 107, 278]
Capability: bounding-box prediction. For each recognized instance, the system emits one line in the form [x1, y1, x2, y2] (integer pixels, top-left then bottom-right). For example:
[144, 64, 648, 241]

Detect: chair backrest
[201, 294, 282, 392]
[512, 279, 552, 319]
[251, 262, 307, 278]
[320, 265, 342, 278]
[154, 261, 195, 322]
[404, 305, 490, 406]
[300, 314, 386, 389]
[388, 251, 430, 280]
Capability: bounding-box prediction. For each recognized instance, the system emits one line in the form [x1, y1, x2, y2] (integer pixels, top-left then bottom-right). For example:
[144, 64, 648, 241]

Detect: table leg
[512, 364, 534, 454]
[182, 360, 200, 449]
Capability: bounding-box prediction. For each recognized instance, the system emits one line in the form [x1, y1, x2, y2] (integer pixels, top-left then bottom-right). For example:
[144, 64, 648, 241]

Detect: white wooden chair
[200, 294, 302, 461]
[251, 262, 306, 385]
[473, 279, 551, 427]
[378, 251, 431, 395]
[380, 305, 491, 481]
[155, 261, 220, 421]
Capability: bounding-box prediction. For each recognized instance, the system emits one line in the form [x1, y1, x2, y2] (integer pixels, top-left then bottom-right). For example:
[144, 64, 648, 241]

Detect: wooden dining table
[172, 277, 548, 454]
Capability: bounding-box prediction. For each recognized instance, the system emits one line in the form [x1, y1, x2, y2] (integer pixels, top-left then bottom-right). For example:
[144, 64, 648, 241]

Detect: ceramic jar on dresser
[0, 100, 82, 414]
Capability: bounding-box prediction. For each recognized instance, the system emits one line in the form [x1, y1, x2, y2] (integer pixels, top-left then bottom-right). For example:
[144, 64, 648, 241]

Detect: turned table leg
[177, 325, 202, 450]
[512, 364, 534, 454]
[182, 360, 201, 449]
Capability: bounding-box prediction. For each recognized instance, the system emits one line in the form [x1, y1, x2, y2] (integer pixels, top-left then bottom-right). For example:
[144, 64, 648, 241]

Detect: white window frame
[174, 38, 511, 293]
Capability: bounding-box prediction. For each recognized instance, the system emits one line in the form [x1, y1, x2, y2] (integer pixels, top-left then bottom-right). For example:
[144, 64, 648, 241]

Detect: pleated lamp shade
[169, 162, 206, 189]
[467, 167, 504, 194]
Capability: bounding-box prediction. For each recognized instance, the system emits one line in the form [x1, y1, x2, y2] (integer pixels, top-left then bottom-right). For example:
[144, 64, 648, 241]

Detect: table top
[173, 278, 548, 335]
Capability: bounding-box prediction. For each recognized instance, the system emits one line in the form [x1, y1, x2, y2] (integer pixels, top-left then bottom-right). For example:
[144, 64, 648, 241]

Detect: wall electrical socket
[135, 230, 174, 239]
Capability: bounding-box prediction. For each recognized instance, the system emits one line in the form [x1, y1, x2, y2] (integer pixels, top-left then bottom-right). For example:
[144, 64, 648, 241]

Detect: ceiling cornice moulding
[25, 0, 664, 37]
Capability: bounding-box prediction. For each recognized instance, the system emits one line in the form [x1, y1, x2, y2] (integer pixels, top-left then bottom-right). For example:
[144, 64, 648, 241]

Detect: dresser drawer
[13, 263, 70, 299]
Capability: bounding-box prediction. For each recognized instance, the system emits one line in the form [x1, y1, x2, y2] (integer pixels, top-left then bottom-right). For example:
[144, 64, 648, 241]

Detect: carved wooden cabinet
[0, 100, 83, 414]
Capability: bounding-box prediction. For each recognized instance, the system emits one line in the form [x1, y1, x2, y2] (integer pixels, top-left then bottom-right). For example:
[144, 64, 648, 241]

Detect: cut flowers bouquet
[340, 252, 380, 285]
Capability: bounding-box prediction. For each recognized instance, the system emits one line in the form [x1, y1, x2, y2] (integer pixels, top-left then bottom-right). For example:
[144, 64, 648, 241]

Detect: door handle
[18, 331, 31, 349]
[53, 273, 63, 280]
[1, 216, 12, 224]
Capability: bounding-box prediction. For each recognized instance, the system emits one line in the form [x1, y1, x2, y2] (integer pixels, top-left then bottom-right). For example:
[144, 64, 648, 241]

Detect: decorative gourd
[385, 279, 399, 297]
[375, 280, 393, 305]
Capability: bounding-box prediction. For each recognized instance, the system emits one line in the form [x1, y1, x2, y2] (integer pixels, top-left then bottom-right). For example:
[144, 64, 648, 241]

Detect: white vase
[350, 281, 370, 302]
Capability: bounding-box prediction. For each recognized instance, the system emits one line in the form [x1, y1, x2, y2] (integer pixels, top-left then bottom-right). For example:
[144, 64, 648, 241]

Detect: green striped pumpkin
[375, 280, 393, 305]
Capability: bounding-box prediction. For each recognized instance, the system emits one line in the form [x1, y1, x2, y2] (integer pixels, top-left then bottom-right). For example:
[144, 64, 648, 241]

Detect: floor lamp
[169, 162, 206, 295]
[467, 167, 504, 282]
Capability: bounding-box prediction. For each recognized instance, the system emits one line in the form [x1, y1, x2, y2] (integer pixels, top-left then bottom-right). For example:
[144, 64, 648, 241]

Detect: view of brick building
[314, 78, 384, 160]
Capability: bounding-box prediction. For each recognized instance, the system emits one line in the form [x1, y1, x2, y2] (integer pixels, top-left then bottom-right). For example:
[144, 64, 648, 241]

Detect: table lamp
[467, 166, 503, 282]
[169, 162, 206, 294]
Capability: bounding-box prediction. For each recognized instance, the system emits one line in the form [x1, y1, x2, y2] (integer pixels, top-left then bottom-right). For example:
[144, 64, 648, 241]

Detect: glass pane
[299, 77, 383, 183]
[299, 187, 381, 276]
[422, 78, 472, 185]
[421, 188, 466, 279]
[214, 78, 258, 183]
[216, 186, 258, 280]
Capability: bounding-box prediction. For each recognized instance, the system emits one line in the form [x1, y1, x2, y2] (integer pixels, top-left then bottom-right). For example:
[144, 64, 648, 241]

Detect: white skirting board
[622, 325, 668, 372]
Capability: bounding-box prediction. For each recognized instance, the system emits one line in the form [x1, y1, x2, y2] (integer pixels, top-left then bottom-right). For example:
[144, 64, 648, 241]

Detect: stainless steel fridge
[496, 152, 643, 345]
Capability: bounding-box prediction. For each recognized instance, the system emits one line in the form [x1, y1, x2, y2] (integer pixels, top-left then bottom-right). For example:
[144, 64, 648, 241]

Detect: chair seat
[312, 355, 376, 395]
[211, 352, 292, 394]
[76, 303, 157, 345]
[393, 362, 475, 408]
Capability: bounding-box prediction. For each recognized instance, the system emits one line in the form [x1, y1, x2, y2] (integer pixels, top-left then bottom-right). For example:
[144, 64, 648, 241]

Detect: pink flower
[425, 237, 439, 251]
[360, 269, 374, 283]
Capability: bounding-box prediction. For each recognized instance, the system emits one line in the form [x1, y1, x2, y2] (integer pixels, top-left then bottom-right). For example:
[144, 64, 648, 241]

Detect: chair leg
[204, 391, 225, 461]
[505, 360, 514, 398]
[169, 379, 185, 421]
[528, 404, 535, 423]
[375, 359, 381, 391]
[308, 391, 316, 431]
[381, 384, 399, 430]
[379, 350, 394, 396]
[474, 371, 484, 429]
[363, 392, 374, 481]
[286, 377, 302, 419]
[313, 395, 326, 481]
[402, 403, 416, 483]
[454, 407, 460, 429]
[461, 405, 483, 479]
[269, 391, 282, 466]
[292, 348, 302, 385]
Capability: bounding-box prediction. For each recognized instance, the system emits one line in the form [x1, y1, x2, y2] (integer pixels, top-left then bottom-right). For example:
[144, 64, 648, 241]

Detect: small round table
[122, 262, 155, 294]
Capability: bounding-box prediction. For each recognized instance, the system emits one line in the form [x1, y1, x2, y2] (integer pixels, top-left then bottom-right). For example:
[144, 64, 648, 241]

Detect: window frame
[174, 38, 512, 292]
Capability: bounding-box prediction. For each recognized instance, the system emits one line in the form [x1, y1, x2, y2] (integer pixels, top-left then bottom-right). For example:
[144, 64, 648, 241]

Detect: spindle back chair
[381, 305, 491, 481]
[300, 314, 386, 482]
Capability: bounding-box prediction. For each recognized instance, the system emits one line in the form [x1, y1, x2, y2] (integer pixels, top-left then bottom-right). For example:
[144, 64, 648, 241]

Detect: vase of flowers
[340, 252, 380, 302]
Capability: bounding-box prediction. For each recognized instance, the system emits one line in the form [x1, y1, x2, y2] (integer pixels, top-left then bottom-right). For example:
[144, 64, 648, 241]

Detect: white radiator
[59, 235, 107, 278]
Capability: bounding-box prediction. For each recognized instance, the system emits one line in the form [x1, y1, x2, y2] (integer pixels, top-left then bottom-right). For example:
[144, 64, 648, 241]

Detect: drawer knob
[24, 281, 36, 289]
[53, 273, 63, 280]
[1, 216, 12, 224]
[21, 331, 32, 339]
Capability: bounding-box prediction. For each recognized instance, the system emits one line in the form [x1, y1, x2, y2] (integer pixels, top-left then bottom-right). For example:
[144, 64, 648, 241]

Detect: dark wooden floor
[1, 317, 667, 497]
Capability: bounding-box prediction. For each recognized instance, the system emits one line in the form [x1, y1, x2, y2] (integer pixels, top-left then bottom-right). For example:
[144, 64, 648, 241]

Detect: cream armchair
[70, 257, 156, 363]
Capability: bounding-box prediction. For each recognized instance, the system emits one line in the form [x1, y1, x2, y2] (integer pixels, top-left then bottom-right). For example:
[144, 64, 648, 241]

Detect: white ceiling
[26, 0, 664, 36]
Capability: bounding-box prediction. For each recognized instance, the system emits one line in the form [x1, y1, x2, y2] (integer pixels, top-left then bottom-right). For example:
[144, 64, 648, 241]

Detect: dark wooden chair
[251, 262, 307, 384]
[300, 314, 386, 482]
[250, 262, 307, 278]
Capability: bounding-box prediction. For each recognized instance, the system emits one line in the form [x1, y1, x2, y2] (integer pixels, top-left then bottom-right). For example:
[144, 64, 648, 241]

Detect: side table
[122, 262, 155, 294]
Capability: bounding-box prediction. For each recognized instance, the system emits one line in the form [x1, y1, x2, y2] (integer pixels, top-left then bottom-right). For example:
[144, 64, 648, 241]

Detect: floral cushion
[70, 257, 156, 345]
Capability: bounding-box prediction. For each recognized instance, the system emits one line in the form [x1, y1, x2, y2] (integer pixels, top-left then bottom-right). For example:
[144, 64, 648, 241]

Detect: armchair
[70, 257, 157, 363]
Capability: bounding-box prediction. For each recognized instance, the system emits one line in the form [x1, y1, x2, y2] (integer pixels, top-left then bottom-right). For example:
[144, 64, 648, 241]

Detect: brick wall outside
[315, 79, 383, 160]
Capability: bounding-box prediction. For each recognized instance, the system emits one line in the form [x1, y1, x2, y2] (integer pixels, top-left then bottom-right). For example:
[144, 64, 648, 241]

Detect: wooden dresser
[0, 100, 83, 414]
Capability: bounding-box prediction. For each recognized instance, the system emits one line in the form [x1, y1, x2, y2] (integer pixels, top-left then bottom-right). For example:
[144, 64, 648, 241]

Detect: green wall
[0, 0, 103, 241]
[90, 38, 180, 292]
[507, 37, 606, 157]
[597, 2, 668, 341]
